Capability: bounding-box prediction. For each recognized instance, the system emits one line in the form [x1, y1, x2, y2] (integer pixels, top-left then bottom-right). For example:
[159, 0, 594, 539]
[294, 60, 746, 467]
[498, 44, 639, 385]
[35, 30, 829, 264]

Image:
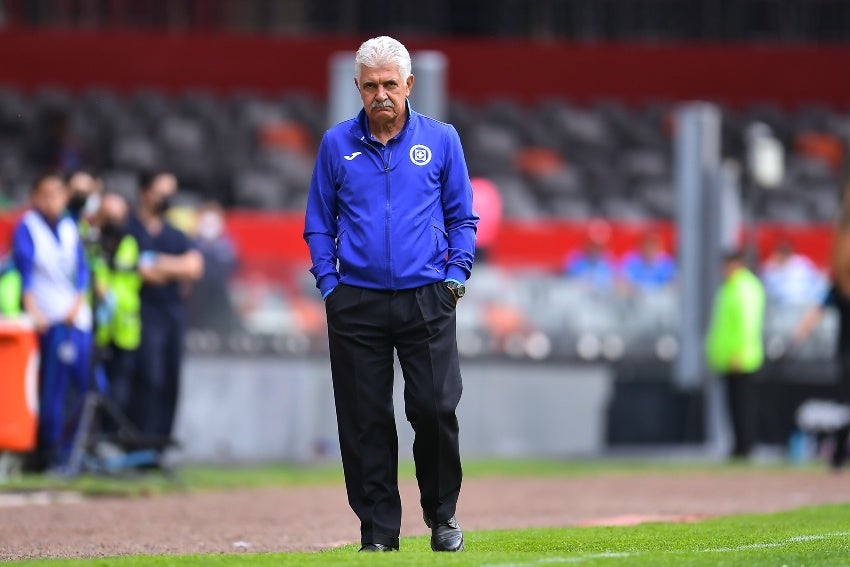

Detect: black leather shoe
[359, 543, 398, 552]
[424, 514, 464, 552]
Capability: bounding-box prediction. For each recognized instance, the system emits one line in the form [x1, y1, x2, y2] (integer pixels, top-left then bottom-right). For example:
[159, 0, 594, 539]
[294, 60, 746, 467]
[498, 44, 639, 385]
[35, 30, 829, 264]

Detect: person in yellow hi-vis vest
[91, 193, 142, 416]
[705, 249, 766, 460]
[0, 256, 22, 316]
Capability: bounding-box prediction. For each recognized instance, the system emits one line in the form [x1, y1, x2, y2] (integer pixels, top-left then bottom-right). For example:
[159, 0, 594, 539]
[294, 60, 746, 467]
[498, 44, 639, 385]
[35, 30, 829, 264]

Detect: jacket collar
[352, 99, 416, 143]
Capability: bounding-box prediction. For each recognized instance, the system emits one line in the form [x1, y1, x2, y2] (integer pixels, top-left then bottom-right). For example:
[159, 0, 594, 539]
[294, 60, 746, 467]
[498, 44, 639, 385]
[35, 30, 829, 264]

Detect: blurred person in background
[64, 169, 103, 323]
[0, 250, 22, 316]
[705, 249, 766, 460]
[304, 36, 477, 553]
[90, 193, 142, 419]
[790, 281, 850, 470]
[761, 237, 826, 306]
[66, 169, 102, 225]
[12, 174, 92, 470]
[33, 109, 86, 175]
[470, 177, 502, 263]
[563, 224, 616, 292]
[127, 172, 203, 449]
[186, 201, 240, 334]
[619, 230, 676, 293]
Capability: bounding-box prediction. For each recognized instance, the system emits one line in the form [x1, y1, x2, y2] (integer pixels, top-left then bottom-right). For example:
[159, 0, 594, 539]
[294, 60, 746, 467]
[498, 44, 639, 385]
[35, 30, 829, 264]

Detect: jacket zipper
[362, 140, 394, 290]
[383, 144, 393, 289]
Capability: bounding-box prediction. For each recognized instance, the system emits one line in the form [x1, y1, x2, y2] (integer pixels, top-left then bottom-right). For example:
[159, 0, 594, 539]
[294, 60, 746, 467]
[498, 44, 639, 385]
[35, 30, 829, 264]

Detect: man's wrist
[444, 279, 465, 300]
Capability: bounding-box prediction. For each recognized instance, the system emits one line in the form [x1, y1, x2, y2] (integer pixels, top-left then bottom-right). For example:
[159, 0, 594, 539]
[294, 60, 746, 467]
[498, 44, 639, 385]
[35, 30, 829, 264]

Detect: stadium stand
[0, 86, 845, 224]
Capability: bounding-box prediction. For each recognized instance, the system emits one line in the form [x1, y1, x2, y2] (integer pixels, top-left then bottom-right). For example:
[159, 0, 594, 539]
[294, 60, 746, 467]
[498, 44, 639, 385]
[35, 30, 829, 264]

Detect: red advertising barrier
[0, 210, 836, 275]
[221, 213, 835, 274]
[0, 210, 837, 274]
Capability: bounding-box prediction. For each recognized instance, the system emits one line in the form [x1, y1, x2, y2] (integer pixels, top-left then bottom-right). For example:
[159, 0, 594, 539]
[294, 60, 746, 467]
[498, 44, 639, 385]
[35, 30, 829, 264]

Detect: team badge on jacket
[409, 144, 432, 166]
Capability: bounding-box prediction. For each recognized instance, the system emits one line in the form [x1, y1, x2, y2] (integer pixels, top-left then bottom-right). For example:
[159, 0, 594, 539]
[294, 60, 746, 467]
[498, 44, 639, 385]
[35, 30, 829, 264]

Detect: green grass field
[11, 503, 850, 566]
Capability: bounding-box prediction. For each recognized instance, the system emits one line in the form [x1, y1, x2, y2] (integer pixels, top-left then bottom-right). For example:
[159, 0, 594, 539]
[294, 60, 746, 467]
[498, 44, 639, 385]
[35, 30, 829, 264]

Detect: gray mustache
[371, 100, 395, 110]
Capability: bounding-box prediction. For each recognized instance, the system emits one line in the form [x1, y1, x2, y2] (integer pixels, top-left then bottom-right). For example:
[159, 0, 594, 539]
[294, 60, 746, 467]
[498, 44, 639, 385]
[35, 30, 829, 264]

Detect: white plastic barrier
[172, 357, 613, 464]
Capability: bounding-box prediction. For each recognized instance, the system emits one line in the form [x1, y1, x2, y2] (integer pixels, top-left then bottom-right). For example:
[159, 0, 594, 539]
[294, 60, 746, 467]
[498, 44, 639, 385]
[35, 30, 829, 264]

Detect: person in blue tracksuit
[304, 36, 478, 553]
[13, 174, 92, 470]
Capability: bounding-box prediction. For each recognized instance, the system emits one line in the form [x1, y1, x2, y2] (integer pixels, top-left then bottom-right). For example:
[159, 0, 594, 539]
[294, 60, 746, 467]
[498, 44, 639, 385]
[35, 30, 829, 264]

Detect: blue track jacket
[304, 104, 478, 296]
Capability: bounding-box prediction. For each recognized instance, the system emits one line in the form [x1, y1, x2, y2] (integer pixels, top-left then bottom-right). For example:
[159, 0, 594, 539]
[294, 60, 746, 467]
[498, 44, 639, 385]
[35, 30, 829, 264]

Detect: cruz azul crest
[409, 144, 432, 166]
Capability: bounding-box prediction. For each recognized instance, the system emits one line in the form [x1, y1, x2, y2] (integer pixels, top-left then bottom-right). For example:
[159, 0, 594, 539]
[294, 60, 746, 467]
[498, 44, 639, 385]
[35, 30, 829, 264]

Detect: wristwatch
[445, 280, 466, 300]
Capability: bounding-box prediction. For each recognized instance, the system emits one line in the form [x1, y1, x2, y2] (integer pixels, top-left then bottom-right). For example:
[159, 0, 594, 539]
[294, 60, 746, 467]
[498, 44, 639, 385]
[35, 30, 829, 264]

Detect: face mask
[101, 220, 126, 241]
[197, 213, 223, 240]
[83, 193, 101, 217]
[67, 193, 88, 214]
[155, 196, 173, 215]
[99, 221, 125, 257]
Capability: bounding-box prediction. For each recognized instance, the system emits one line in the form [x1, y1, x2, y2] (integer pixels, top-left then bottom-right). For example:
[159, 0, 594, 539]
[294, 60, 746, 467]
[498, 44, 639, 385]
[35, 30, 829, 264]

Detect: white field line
[698, 531, 850, 553]
[0, 491, 84, 507]
[480, 531, 850, 566]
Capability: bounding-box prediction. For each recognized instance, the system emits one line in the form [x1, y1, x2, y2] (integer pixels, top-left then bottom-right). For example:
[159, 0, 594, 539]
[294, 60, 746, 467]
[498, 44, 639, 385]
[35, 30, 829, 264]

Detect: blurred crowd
[0, 169, 240, 472]
[561, 222, 826, 305]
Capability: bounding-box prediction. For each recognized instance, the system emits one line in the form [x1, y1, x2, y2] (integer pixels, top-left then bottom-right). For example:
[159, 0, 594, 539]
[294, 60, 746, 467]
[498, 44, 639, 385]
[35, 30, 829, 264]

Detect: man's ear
[354, 77, 360, 91]
[406, 74, 415, 92]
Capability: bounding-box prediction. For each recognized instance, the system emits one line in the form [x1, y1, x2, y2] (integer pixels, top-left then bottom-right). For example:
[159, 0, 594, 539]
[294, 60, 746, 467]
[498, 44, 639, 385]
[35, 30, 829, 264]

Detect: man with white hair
[304, 36, 478, 552]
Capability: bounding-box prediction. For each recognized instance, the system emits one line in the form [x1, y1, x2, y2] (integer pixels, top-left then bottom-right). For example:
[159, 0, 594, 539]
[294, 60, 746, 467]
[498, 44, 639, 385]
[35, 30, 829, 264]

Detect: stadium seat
[0, 86, 845, 244]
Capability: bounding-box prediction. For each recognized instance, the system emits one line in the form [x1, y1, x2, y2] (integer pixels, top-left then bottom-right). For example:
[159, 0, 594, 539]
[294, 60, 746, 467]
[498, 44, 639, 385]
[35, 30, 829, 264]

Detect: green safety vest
[77, 218, 99, 264]
[705, 267, 766, 374]
[92, 234, 142, 350]
[0, 267, 22, 316]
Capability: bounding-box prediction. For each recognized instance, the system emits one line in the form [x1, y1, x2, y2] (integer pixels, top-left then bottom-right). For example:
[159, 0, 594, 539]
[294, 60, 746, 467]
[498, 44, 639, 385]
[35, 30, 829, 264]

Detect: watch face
[446, 282, 465, 299]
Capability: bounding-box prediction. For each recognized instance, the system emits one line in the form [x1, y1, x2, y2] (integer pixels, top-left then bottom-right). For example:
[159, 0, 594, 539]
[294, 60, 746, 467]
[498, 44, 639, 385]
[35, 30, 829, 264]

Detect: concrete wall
[172, 357, 612, 464]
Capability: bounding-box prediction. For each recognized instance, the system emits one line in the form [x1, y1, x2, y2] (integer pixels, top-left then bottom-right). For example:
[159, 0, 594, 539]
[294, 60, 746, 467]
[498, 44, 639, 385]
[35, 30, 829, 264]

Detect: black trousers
[129, 306, 184, 443]
[831, 357, 850, 468]
[723, 372, 758, 458]
[101, 345, 136, 436]
[325, 282, 463, 548]
[104, 345, 135, 417]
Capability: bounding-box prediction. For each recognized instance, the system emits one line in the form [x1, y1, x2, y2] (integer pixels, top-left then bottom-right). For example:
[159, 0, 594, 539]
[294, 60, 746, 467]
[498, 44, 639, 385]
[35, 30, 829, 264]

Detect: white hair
[354, 36, 412, 83]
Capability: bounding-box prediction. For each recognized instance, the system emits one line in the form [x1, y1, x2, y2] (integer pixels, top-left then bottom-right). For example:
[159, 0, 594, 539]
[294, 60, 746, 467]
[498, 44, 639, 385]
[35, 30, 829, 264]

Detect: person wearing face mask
[65, 170, 103, 261]
[90, 193, 142, 418]
[186, 201, 240, 335]
[12, 174, 92, 470]
[126, 172, 204, 450]
[66, 170, 101, 222]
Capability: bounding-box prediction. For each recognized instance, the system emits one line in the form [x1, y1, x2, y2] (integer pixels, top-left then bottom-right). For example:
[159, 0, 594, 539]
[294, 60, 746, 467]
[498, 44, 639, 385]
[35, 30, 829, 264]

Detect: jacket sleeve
[440, 125, 479, 283]
[74, 236, 89, 291]
[303, 133, 340, 296]
[11, 222, 34, 292]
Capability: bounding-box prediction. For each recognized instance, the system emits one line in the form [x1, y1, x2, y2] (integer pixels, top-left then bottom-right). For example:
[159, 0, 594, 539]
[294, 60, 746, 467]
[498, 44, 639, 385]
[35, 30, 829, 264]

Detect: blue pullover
[304, 104, 478, 296]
